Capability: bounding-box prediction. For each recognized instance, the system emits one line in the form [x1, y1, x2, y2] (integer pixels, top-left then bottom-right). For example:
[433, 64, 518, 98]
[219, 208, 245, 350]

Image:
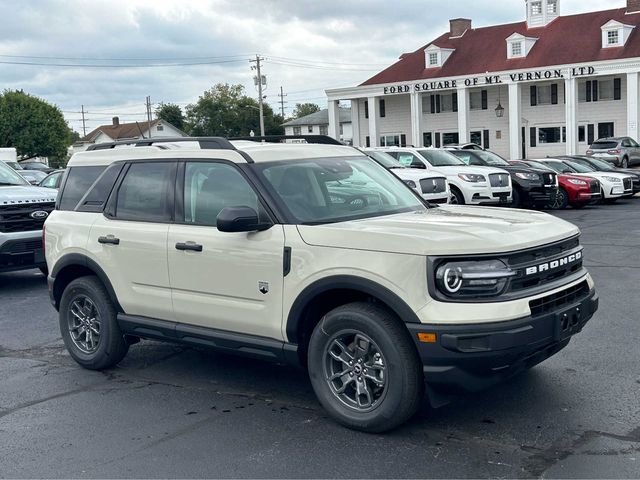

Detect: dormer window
[506, 33, 538, 59]
[424, 44, 455, 68]
[601, 20, 634, 48]
[546, 0, 557, 14]
[526, 0, 559, 27]
[531, 1, 542, 15]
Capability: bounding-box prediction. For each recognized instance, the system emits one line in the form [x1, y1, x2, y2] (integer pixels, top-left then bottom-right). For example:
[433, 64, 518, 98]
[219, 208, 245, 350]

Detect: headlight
[458, 173, 486, 183]
[435, 260, 515, 298]
[515, 172, 540, 181]
[602, 176, 621, 183]
[567, 178, 587, 186]
[403, 179, 417, 188]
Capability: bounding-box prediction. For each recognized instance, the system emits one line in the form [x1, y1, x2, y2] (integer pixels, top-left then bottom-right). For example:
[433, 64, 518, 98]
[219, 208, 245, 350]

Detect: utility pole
[250, 55, 266, 136]
[80, 105, 87, 137]
[146, 96, 152, 138]
[277, 86, 287, 118]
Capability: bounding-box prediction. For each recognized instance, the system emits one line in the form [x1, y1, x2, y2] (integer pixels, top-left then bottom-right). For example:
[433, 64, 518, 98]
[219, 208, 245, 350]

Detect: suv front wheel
[307, 302, 424, 432]
[59, 276, 129, 370]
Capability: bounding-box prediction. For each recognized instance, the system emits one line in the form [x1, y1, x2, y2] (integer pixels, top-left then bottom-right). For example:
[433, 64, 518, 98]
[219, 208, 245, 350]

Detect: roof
[282, 107, 351, 127]
[80, 119, 179, 143]
[361, 7, 640, 85]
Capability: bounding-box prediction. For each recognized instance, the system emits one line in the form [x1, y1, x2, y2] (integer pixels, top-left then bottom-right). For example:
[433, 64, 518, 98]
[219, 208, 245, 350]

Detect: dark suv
[449, 149, 558, 208]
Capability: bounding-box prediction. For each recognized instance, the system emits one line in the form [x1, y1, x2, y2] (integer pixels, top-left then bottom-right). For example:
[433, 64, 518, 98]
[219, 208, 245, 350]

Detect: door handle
[98, 235, 120, 245]
[175, 242, 203, 252]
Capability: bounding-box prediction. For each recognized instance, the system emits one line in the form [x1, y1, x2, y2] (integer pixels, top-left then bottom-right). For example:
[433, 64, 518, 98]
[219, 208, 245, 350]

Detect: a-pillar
[367, 96, 379, 147]
[327, 100, 340, 140]
[410, 92, 423, 147]
[508, 83, 522, 160]
[627, 72, 639, 141]
[456, 87, 469, 144]
[565, 77, 578, 155]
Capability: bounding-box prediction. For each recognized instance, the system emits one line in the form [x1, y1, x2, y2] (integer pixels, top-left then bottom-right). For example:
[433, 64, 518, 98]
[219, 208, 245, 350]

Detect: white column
[350, 100, 361, 147]
[367, 96, 379, 147]
[627, 72, 639, 140]
[508, 83, 521, 160]
[327, 100, 340, 140]
[410, 92, 423, 147]
[565, 77, 578, 155]
[456, 87, 469, 144]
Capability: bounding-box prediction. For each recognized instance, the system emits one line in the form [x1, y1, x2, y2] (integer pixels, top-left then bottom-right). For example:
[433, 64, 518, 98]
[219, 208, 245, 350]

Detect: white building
[282, 107, 353, 144]
[326, 0, 640, 159]
[72, 117, 187, 153]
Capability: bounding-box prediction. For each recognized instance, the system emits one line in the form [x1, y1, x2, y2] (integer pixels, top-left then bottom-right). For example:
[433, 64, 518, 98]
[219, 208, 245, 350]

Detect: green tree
[155, 102, 185, 131]
[185, 83, 283, 137]
[292, 102, 320, 119]
[0, 90, 72, 161]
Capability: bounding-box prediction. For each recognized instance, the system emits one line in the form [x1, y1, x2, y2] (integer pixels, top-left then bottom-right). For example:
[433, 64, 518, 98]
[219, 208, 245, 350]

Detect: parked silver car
[586, 137, 640, 168]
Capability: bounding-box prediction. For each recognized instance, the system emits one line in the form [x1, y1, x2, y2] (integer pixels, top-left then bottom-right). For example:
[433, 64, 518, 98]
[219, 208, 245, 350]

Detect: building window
[470, 131, 482, 146]
[607, 29, 619, 46]
[339, 124, 344, 135]
[319, 125, 328, 135]
[599, 79, 614, 100]
[537, 85, 552, 105]
[538, 127, 565, 144]
[428, 52, 438, 66]
[547, 0, 557, 14]
[511, 42, 523, 57]
[380, 134, 401, 147]
[293, 126, 301, 135]
[156, 125, 164, 131]
[578, 125, 586, 143]
[531, 1, 542, 15]
[423, 132, 433, 147]
[469, 91, 483, 110]
[379, 99, 386, 117]
[307, 126, 313, 133]
[440, 94, 454, 112]
[442, 132, 460, 145]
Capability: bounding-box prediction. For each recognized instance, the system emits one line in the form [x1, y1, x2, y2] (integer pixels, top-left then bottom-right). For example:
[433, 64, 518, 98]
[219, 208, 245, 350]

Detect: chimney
[628, 0, 640, 13]
[112, 116, 120, 127]
[449, 18, 472, 38]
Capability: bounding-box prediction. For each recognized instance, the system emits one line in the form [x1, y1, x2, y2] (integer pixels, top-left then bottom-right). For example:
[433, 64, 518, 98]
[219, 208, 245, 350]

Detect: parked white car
[532, 158, 634, 201]
[375, 147, 512, 205]
[361, 149, 449, 204]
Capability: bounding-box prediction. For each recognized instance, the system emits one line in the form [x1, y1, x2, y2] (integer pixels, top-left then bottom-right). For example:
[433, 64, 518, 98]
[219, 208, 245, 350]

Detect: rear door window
[114, 162, 176, 222]
[58, 166, 105, 210]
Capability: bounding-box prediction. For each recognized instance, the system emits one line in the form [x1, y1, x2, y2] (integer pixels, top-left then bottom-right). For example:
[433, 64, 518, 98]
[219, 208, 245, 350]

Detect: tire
[307, 302, 424, 433]
[59, 276, 129, 370]
[39, 266, 49, 276]
[622, 157, 629, 169]
[449, 186, 465, 205]
[551, 187, 569, 210]
[510, 187, 521, 208]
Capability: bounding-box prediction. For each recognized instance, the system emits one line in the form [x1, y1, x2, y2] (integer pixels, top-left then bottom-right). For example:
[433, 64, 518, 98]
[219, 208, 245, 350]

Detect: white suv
[376, 147, 512, 205]
[45, 137, 598, 432]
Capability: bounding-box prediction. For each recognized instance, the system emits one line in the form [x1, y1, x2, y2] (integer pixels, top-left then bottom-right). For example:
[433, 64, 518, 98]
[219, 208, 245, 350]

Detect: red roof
[361, 7, 640, 86]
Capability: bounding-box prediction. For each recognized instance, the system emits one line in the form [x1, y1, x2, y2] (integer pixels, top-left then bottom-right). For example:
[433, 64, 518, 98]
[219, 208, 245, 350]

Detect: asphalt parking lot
[1, 199, 639, 479]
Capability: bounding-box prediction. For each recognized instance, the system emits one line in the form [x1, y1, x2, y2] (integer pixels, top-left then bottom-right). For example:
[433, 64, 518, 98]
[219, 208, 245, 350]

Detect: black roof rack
[230, 135, 344, 146]
[86, 137, 237, 151]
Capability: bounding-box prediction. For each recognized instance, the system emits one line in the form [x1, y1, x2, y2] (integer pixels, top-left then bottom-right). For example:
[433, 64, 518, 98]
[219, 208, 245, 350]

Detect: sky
[0, 0, 619, 134]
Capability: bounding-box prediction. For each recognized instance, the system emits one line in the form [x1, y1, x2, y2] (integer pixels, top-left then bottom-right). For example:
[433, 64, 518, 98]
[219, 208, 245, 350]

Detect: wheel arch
[51, 253, 122, 312]
[285, 275, 421, 364]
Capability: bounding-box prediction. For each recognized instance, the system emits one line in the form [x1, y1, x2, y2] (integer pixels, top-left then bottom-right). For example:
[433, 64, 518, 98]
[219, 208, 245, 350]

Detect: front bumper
[407, 285, 598, 393]
[519, 183, 558, 206]
[0, 231, 46, 273]
[467, 184, 512, 205]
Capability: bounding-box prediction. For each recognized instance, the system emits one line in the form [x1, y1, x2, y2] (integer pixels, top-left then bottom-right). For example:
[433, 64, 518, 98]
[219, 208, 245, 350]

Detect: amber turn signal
[417, 332, 437, 343]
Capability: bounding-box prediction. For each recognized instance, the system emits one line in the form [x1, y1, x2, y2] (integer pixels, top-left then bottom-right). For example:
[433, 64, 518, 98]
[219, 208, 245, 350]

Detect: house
[282, 108, 353, 144]
[72, 117, 187, 153]
[326, 0, 640, 159]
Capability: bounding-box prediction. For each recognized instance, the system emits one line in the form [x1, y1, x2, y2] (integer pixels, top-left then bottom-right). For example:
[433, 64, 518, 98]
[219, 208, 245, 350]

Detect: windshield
[451, 150, 510, 166]
[539, 161, 575, 174]
[0, 160, 29, 185]
[564, 160, 595, 173]
[474, 151, 510, 166]
[583, 157, 615, 171]
[418, 150, 465, 166]
[366, 151, 403, 169]
[256, 156, 426, 224]
[525, 160, 553, 171]
[5, 161, 23, 170]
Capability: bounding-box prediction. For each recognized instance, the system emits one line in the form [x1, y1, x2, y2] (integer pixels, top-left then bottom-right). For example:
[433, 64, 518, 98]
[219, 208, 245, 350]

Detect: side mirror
[217, 206, 272, 233]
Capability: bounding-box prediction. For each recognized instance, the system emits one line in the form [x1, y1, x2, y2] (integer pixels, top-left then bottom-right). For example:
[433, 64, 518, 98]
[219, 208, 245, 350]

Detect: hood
[574, 172, 632, 181]
[430, 165, 508, 178]
[297, 205, 579, 256]
[391, 168, 445, 182]
[615, 168, 640, 178]
[0, 185, 57, 205]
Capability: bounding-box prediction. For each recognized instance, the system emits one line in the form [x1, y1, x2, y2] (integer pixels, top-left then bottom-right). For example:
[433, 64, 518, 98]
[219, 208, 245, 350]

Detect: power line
[0, 59, 251, 68]
[0, 53, 254, 61]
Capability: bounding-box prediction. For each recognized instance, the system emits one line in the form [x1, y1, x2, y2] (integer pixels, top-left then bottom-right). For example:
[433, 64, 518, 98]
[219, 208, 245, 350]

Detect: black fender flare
[51, 253, 123, 312]
[285, 275, 421, 344]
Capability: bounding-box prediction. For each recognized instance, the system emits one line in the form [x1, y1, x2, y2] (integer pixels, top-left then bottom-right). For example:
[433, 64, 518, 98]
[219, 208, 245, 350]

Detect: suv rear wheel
[59, 276, 129, 370]
[622, 156, 629, 169]
[307, 302, 423, 432]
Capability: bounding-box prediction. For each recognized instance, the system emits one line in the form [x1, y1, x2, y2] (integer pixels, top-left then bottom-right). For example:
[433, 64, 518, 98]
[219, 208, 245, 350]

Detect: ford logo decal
[30, 210, 49, 220]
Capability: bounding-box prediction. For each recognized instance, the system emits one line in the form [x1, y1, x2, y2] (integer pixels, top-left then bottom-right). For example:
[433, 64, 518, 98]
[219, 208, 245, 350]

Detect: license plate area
[555, 304, 584, 341]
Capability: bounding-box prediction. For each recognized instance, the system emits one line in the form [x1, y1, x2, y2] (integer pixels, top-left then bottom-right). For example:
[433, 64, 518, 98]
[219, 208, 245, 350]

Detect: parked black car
[19, 161, 55, 173]
[558, 155, 640, 193]
[448, 149, 558, 208]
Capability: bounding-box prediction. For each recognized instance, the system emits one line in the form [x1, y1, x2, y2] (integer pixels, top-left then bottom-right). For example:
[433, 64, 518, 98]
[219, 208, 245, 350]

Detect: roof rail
[86, 137, 237, 151]
[230, 135, 344, 146]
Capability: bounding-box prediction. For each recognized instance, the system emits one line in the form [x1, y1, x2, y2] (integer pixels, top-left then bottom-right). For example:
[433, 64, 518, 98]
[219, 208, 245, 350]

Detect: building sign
[382, 66, 596, 95]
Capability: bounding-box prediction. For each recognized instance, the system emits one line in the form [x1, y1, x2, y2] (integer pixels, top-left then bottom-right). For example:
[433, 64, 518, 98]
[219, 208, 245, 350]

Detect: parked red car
[509, 160, 601, 209]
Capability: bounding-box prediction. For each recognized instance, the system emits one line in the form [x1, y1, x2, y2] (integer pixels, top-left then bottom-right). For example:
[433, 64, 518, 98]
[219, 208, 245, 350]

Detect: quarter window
[183, 162, 259, 227]
[58, 166, 105, 211]
[115, 162, 174, 222]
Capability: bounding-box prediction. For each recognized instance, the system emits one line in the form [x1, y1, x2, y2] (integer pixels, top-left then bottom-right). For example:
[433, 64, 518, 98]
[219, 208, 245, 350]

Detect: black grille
[489, 173, 510, 187]
[589, 180, 600, 194]
[529, 281, 590, 317]
[623, 178, 632, 191]
[420, 177, 447, 194]
[0, 202, 54, 233]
